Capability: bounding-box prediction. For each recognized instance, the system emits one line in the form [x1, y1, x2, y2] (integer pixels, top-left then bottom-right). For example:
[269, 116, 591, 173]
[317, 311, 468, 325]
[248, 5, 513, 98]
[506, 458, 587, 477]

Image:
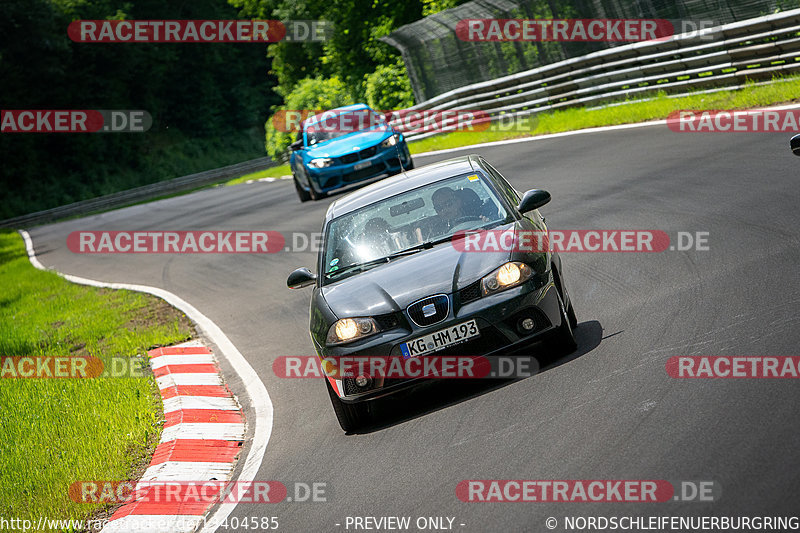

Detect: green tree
[0, 0, 279, 219]
[228, 0, 425, 102]
[364, 60, 414, 111]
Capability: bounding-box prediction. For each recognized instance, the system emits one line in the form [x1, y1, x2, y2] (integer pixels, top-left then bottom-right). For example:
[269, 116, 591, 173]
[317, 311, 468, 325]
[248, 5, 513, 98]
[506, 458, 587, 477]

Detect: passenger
[358, 217, 393, 258]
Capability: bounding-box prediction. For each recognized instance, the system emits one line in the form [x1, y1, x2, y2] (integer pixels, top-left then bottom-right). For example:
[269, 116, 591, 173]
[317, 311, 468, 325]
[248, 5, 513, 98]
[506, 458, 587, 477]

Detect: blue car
[289, 104, 414, 202]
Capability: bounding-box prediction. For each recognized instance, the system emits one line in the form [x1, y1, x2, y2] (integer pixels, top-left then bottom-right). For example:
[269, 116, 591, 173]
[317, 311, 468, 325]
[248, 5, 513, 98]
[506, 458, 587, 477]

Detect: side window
[483, 161, 520, 206]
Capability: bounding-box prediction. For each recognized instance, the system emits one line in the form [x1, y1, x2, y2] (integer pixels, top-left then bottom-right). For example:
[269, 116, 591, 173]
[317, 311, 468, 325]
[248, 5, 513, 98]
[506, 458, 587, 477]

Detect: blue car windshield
[322, 173, 510, 281]
[306, 110, 386, 145]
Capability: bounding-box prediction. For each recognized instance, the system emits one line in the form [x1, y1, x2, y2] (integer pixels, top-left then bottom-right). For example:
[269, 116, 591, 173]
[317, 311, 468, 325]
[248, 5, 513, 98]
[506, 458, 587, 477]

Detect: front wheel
[548, 293, 578, 356]
[325, 379, 370, 432]
[293, 175, 311, 202]
[567, 299, 578, 330]
[308, 182, 325, 201]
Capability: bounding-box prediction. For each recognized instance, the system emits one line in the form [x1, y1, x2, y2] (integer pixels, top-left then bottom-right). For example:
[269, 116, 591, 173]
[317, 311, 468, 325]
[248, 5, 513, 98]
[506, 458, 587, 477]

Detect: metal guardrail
[394, 9, 800, 140]
[5, 11, 798, 228]
[0, 157, 276, 229]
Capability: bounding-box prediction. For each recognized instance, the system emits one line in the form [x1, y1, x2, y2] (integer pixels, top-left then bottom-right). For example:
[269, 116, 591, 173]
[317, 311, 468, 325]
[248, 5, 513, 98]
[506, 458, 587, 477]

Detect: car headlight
[326, 317, 381, 345]
[309, 158, 333, 168]
[380, 134, 400, 148]
[481, 262, 533, 296]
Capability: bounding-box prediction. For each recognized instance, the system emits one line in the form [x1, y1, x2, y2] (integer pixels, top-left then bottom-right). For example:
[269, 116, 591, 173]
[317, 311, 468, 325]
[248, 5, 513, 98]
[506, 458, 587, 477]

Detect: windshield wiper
[387, 235, 453, 257]
[325, 236, 456, 279]
[325, 256, 392, 279]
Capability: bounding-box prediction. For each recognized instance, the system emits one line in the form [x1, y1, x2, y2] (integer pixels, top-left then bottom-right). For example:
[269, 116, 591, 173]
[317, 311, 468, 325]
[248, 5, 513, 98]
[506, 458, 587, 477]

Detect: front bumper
[319, 275, 562, 403]
[308, 142, 412, 193]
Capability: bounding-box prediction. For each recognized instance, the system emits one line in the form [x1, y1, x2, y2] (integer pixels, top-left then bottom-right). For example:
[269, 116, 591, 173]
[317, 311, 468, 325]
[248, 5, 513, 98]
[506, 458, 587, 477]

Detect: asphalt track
[28, 124, 800, 532]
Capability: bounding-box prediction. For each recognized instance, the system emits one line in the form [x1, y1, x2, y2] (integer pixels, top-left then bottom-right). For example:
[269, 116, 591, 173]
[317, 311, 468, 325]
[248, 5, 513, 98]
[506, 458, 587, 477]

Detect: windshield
[305, 110, 386, 145]
[322, 172, 510, 283]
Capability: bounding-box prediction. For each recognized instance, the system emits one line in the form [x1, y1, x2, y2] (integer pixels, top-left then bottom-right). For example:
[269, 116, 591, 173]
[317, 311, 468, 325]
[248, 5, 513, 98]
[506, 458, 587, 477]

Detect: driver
[427, 186, 465, 237]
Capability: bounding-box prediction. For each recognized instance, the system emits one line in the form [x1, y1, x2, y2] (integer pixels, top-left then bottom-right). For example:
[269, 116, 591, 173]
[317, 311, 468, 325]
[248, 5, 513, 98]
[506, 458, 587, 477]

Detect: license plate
[353, 160, 372, 171]
[400, 319, 480, 358]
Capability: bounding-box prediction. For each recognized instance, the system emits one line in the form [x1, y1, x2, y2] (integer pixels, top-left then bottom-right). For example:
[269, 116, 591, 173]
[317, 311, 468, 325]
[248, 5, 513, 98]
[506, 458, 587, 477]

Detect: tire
[551, 264, 578, 338]
[293, 175, 311, 202]
[548, 292, 578, 356]
[308, 181, 325, 201]
[325, 379, 370, 432]
[567, 300, 578, 330]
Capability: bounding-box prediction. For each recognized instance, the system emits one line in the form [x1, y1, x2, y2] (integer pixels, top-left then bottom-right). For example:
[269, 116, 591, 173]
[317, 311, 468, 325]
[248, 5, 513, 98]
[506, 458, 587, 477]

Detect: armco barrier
[0, 157, 275, 229]
[5, 11, 799, 227]
[391, 9, 800, 140]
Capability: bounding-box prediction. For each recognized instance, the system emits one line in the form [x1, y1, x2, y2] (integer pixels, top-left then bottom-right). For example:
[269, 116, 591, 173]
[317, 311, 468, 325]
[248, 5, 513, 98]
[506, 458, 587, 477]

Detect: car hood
[306, 127, 391, 159]
[320, 223, 523, 317]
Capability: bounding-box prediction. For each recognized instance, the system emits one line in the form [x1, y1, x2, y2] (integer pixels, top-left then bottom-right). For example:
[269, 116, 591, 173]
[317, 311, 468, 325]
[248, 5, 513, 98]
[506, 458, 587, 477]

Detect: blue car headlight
[309, 157, 334, 169]
[380, 134, 401, 148]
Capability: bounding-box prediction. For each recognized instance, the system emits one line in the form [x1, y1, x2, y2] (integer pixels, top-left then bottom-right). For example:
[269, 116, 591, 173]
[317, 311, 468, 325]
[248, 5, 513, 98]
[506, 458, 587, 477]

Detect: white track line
[20, 229, 272, 533]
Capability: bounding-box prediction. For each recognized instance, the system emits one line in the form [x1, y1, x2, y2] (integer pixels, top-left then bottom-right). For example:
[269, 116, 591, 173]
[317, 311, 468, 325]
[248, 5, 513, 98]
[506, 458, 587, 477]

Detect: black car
[287, 154, 578, 431]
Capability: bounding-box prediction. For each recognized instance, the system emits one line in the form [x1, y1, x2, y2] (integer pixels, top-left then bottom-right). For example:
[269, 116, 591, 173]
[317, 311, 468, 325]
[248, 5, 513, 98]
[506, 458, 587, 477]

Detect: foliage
[364, 60, 415, 111]
[0, 0, 279, 219]
[1, 0, 472, 217]
[229, 0, 425, 102]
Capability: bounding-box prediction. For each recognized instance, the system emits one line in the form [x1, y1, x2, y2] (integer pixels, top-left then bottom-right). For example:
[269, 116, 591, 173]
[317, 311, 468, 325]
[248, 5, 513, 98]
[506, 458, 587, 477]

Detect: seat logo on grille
[422, 303, 436, 317]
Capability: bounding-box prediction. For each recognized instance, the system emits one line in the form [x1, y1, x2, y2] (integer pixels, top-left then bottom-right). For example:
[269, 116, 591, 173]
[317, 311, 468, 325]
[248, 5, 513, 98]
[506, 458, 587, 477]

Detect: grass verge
[216, 76, 800, 188]
[407, 76, 800, 154]
[0, 231, 194, 526]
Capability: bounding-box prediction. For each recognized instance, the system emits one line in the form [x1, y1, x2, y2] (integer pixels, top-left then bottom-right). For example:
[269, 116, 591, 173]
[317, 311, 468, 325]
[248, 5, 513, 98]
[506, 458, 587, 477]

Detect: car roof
[305, 104, 371, 128]
[326, 154, 483, 219]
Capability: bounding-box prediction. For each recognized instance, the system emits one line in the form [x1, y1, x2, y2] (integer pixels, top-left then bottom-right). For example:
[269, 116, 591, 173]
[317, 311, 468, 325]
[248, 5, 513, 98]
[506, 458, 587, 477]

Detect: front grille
[458, 280, 482, 305]
[407, 295, 449, 327]
[343, 162, 386, 182]
[339, 153, 359, 164]
[359, 145, 378, 159]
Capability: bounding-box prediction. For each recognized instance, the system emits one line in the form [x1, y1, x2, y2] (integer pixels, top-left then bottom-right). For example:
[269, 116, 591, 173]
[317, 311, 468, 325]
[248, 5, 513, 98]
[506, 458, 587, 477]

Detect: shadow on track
[348, 319, 604, 435]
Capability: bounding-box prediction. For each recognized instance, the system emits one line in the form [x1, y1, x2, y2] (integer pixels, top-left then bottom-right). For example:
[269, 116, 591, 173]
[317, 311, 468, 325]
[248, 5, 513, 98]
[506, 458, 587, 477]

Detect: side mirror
[287, 267, 316, 289]
[791, 134, 800, 156]
[290, 139, 304, 151]
[517, 189, 551, 213]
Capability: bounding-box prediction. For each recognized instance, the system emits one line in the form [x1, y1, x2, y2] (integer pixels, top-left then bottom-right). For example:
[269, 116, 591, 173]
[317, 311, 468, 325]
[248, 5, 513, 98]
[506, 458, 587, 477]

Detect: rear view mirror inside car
[390, 197, 425, 217]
